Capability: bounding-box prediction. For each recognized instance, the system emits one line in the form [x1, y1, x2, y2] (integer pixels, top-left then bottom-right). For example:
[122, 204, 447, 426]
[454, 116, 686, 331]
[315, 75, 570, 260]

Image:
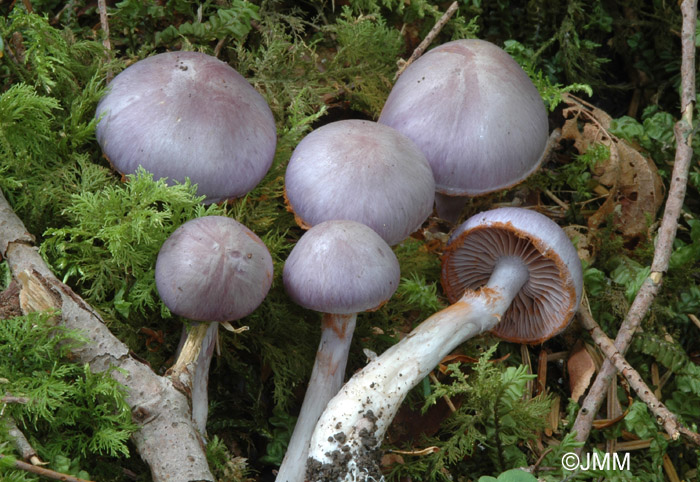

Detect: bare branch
[1, 395, 30, 404]
[572, 0, 697, 449]
[395, 2, 459, 79]
[579, 299, 700, 445]
[0, 454, 93, 482]
[0, 189, 213, 482]
[97, 0, 113, 82]
[5, 417, 40, 463]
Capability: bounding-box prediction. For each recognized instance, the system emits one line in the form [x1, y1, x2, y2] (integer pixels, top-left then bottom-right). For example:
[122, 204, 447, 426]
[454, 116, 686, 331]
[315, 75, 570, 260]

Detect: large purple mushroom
[277, 220, 400, 482]
[306, 208, 582, 480]
[155, 216, 273, 435]
[284, 119, 435, 246]
[96, 51, 277, 204]
[379, 39, 549, 221]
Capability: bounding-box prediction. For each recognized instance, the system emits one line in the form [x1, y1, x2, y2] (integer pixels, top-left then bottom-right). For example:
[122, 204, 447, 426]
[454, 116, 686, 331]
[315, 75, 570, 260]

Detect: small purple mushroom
[284, 119, 435, 246]
[96, 51, 277, 204]
[306, 208, 582, 480]
[277, 220, 400, 482]
[379, 39, 549, 221]
[155, 216, 273, 435]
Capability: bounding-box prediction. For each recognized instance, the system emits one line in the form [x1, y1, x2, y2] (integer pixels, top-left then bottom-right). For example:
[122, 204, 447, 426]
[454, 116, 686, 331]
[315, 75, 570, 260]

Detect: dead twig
[571, 0, 697, 449]
[429, 372, 457, 412]
[530, 447, 554, 476]
[0, 189, 213, 482]
[5, 417, 43, 465]
[395, 2, 459, 79]
[97, 0, 113, 82]
[579, 298, 700, 445]
[1, 395, 29, 404]
[0, 454, 93, 482]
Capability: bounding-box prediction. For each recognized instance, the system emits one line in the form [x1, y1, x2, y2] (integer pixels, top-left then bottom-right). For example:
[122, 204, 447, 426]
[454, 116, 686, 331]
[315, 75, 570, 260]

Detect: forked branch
[572, 0, 697, 448]
[0, 189, 213, 482]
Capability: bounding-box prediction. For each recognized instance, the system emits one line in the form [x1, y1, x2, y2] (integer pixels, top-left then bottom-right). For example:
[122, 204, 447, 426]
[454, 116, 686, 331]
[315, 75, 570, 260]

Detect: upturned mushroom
[284, 119, 435, 246]
[379, 39, 549, 222]
[305, 207, 582, 480]
[155, 216, 273, 435]
[95, 51, 277, 204]
[276, 220, 400, 482]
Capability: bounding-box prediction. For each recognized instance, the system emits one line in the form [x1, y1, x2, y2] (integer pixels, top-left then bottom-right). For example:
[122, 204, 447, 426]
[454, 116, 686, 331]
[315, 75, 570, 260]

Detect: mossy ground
[1, 1, 699, 481]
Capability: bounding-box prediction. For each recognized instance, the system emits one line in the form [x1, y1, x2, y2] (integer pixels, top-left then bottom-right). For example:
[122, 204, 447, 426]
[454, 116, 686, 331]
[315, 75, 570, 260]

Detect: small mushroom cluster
[94, 41, 583, 482]
[306, 208, 583, 480]
[277, 119, 436, 482]
[295, 40, 582, 481]
[95, 51, 277, 437]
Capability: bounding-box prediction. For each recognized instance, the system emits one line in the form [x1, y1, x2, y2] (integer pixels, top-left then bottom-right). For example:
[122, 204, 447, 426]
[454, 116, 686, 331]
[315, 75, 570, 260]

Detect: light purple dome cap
[283, 220, 400, 314]
[284, 119, 435, 246]
[96, 51, 277, 204]
[442, 207, 583, 343]
[379, 39, 548, 196]
[155, 216, 273, 322]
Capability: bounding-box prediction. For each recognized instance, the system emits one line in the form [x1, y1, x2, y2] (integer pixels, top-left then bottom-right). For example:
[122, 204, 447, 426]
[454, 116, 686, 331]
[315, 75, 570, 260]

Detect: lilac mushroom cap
[284, 119, 435, 246]
[155, 216, 273, 322]
[379, 39, 549, 197]
[96, 51, 277, 204]
[278, 219, 400, 482]
[441, 207, 583, 343]
[283, 220, 400, 314]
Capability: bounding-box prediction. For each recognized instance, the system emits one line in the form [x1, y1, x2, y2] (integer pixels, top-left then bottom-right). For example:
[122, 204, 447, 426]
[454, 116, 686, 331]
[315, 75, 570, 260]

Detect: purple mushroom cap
[284, 119, 435, 246]
[441, 207, 583, 343]
[283, 220, 400, 314]
[155, 216, 273, 322]
[96, 51, 277, 204]
[379, 39, 548, 196]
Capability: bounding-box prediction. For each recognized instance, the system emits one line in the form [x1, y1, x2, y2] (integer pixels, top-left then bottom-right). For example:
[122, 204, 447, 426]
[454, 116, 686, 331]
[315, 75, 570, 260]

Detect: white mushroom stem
[277, 313, 357, 482]
[170, 322, 219, 437]
[192, 322, 219, 435]
[305, 256, 529, 481]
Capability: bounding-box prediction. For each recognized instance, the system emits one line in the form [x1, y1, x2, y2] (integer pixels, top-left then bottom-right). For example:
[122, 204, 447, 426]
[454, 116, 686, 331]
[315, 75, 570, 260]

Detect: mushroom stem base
[169, 322, 218, 437]
[306, 280, 526, 481]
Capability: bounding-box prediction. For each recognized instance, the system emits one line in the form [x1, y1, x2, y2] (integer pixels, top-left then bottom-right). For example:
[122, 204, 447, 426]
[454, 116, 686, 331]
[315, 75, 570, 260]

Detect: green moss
[387, 346, 552, 481]
[321, 7, 404, 116]
[40, 168, 226, 320]
[0, 312, 139, 480]
[0, 11, 114, 235]
[2, 2, 699, 481]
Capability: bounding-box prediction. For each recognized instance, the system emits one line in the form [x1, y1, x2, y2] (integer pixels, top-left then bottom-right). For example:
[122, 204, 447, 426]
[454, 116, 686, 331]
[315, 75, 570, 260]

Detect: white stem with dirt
[305, 256, 529, 481]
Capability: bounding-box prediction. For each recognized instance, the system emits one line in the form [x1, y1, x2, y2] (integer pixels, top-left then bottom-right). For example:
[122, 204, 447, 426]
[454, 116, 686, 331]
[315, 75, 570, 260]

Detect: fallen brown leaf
[560, 94, 664, 239]
[545, 394, 561, 437]
[568, 340, 597, 401]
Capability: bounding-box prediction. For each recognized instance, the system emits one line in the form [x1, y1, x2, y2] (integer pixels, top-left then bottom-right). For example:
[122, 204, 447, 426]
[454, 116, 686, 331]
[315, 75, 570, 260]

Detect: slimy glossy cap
[379, 39, 548, 197]
[284, 119, 435, 246]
